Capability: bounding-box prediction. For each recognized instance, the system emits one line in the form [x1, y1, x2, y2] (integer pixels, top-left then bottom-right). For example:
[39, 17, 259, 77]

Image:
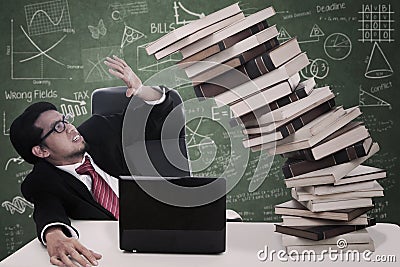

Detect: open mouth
[72, 134, 81, 142]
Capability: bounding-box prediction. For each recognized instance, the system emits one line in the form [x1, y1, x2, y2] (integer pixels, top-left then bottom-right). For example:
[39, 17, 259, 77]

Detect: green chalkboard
[0, 0, 399, 261]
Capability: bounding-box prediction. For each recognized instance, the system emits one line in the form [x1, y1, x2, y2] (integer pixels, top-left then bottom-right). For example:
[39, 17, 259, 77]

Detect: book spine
[276, 99, 335, 139]
[283, 139, 370, 161]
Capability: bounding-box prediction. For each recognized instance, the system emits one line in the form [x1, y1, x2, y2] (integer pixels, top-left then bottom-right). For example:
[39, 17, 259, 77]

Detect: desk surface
[1, 222, 399, 267]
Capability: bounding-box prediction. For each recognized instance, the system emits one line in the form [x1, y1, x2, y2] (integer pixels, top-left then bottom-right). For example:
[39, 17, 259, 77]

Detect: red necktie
[75, 156, 119, 219]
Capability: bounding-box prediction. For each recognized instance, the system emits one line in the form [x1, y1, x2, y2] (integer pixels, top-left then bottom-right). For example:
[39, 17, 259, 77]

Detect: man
[10, 56, 173, 267]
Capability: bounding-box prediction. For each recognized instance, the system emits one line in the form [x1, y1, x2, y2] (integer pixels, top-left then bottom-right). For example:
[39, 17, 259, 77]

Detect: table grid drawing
[24, 0, 72, 36]
[358, 4, 394, 43]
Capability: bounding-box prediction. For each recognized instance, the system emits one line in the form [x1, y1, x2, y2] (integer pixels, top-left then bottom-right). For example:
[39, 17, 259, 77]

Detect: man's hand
[104, 55, 142, 97]
[104, 55, 162, 101]
[45, 226, 102, 267]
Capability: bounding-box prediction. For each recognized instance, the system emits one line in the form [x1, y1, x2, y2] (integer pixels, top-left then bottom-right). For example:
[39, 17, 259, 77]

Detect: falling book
[282, 128, 371, 179]
[284, 142, 380, 188]
[154, 13, 245, 60]
[334, 165, 386, 186]
[244, 100, 335, 149]
[213, 52, 309, 106]
[274, 200, 373, 221]
[282, 137, 373, 161]
[230, 74, 300, 118]
[302, 179, 377, 195]
[180, 6, 276, 58]
[192, 35, 281, 94]
[275, 218, 376, 241]
[243, 88, 335, 134]
[184, 25, 281, 78]
[146, 3, 242, 55]
[250, 86, 335, 124]
[271, 106, 362, 155]
[231, 78, 315, 125]
[178, 20, 270, 66]
[292, 182, 384, 202]
[191, 36, 279, 86]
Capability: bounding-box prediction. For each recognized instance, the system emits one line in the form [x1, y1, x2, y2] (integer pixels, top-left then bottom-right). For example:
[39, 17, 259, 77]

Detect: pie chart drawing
[324, 33, 352, 61]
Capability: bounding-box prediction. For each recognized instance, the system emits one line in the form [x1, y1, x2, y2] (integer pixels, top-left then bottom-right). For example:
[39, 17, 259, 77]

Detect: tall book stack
[146, 4, 387, 254]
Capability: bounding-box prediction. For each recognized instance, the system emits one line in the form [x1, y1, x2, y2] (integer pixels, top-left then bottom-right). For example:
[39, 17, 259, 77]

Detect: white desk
[1, 222, 399, 267]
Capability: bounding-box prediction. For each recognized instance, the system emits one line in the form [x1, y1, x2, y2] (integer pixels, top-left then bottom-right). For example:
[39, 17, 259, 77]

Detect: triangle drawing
[359, 87, 391, 109]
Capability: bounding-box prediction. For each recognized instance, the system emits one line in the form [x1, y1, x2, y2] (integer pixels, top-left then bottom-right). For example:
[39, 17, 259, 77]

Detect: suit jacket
[21, 90, 174, 243]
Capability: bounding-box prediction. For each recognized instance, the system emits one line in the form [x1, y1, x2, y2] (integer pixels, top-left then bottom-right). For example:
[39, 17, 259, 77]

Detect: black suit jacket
[21, 91, 174, 243]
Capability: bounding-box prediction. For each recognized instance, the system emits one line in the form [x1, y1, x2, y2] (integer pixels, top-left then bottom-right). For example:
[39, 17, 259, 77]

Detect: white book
[292, 182, 384, 202]
[184, 25, 279, 78]
[181, 6, 276, 58]
[286, 238, 375, 254]
[146, 3, 242, 55]
[242, 131, 283, 148]
[300, 198, 374, 212]
[281, 215, 369, 227]
[334, 165, 386, 186]
[253, 86, 334, 124]
[215, 52, 309, 108]
[282, 229, 370, 246]
[247, 106, 346, 153]
[284, 143, 380, 188]
[242, 86, 334, 136]
[310, 124, 370, 160]
[303, 180, 376, 195]
[271, 106, 362, 154]
[230, 74, 300, 118]
[154, 13, 245, 59]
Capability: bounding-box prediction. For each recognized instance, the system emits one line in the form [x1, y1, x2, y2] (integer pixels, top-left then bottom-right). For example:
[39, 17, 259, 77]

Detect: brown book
[274, 200, 373, 221]
[275, 218, 375, 240]
[178, 21, 270, 67]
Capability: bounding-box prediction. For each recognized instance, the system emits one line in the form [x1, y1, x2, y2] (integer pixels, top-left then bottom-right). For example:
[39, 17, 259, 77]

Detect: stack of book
[145, 3, 386, 254]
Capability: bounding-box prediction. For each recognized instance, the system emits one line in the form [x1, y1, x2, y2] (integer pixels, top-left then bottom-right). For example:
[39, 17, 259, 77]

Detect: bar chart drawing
[24, 0, 72, 36]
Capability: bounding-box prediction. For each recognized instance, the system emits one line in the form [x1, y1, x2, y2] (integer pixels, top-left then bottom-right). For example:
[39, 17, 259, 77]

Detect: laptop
[118, 176, 226, 254]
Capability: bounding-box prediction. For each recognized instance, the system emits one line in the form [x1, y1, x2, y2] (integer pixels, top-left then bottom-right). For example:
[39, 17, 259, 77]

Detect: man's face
[34, 110, 86, 163]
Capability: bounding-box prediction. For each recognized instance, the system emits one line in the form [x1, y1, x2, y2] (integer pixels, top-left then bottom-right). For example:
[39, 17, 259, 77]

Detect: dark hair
[10, 102, 57, 164]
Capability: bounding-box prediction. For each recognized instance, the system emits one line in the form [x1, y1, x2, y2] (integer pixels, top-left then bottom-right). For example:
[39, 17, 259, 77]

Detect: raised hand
[104, 55, 142, 97]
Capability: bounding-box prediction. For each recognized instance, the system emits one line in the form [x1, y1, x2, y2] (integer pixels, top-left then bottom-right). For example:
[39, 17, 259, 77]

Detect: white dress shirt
[40, 87, 166, 245]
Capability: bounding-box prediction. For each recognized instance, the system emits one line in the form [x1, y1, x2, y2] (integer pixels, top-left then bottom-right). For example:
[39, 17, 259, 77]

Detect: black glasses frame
[39, 113, 74, 143]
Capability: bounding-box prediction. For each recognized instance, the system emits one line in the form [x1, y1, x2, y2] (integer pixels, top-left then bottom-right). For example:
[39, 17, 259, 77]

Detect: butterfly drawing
[88, 19, 107, 39]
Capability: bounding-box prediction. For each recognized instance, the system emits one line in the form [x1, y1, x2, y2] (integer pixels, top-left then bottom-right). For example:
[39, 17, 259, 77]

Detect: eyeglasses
[40, 113, 74, 143]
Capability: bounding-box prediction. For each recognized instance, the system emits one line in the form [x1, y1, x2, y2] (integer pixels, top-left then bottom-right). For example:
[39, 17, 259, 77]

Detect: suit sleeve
[21, 175, 79, 244]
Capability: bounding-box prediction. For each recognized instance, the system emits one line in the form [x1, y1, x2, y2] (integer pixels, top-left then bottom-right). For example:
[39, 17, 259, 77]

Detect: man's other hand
[45, 226, 102, 267]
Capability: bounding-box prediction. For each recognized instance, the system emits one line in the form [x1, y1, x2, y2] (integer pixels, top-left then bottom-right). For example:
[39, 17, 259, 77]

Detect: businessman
[10, 56, 173, 267]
